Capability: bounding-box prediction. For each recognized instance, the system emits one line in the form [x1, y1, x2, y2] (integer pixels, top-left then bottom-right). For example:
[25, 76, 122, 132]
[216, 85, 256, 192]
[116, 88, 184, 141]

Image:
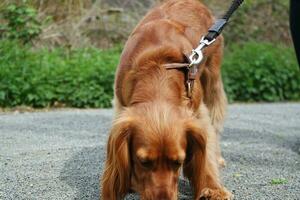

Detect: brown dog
[101, 0, 231, 199]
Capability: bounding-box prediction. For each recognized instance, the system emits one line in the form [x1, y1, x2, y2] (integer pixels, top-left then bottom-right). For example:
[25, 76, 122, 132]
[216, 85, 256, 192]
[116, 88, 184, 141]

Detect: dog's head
[103, 102, 207, 200]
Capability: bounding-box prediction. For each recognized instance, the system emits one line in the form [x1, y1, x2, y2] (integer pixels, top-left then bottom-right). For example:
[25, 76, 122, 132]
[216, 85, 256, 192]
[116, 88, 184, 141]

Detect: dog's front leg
[201, 44, 228, 167]
[184, 147, 233, 200]
[183, 118, 232, 200]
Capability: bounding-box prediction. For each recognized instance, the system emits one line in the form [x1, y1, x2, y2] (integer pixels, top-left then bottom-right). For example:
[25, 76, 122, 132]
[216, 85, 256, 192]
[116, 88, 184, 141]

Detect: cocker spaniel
[101, 0, 231, 199]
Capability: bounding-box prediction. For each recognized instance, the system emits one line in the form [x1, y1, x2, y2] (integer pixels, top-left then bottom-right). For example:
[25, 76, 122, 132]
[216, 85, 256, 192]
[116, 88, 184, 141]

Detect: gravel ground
[0, 104, 299, 200]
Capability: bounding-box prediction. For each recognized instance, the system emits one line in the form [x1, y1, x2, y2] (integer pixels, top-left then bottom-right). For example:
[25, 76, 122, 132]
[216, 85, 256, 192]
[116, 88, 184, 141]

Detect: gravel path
[0, 104, 299, 200]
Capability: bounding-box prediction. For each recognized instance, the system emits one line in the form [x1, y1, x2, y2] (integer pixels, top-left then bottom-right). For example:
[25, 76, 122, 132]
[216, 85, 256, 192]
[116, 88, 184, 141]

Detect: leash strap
[205, 0, 244, 42]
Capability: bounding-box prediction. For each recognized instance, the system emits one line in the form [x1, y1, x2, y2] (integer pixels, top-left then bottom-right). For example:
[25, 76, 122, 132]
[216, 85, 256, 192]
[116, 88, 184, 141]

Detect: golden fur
[101, 0, 230, 199]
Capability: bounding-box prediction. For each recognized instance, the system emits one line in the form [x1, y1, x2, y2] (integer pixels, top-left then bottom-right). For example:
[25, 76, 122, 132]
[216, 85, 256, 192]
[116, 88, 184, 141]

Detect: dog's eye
[140, 159, 154, 169]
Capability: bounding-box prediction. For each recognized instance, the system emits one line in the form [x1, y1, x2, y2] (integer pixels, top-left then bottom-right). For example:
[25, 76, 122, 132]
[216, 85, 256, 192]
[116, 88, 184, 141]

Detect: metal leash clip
[188, 37, 216, 67]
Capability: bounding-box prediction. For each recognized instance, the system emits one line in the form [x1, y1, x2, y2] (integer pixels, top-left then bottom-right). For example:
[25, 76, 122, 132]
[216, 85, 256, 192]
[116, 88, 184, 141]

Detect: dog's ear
[101, 116, 135, 200]
[183, 120, 207, 193]
[184, 120, 207, 163]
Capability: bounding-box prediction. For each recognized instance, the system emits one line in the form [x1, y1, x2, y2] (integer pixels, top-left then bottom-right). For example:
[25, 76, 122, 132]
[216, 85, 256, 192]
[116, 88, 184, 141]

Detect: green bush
[0, 40, 121, 108]
[222, 42, 300, 102]
[0, 3, 42, 44]
[0, 41, 299, 109]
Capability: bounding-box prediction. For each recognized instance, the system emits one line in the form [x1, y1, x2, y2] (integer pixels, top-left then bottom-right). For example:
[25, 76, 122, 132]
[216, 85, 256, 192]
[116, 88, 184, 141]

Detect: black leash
[188, 0, 245, 66]
[205, 0, 244, 42]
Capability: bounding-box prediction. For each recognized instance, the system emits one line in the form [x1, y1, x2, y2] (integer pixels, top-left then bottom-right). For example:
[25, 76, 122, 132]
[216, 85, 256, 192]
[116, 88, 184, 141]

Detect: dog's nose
[154, 189, 172, 200]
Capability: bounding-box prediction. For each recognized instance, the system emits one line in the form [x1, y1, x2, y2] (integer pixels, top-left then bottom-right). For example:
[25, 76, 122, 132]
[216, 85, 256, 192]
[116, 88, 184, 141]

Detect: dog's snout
[154, 188, 172, 200]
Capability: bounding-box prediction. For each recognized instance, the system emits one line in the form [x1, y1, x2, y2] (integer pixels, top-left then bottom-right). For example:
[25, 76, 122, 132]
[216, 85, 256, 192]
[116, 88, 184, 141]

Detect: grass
[271, 178, 288, 185]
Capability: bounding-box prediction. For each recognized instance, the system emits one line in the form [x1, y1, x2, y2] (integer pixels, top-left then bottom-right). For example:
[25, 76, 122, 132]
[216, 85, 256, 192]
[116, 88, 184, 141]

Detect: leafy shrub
[0, 41, 299, 109]
[0, 3, 42, 44]
[222, 42, 300, 102]
[0, 40, 121, 108]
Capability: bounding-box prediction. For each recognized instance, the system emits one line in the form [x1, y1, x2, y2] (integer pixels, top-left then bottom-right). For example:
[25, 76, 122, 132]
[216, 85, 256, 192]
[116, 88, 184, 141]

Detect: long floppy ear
[183, 119, 207, 196]
[101, 116, 135, 200]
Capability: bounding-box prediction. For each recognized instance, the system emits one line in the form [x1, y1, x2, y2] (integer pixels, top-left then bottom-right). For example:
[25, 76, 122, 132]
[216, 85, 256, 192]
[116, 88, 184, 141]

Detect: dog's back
[114, 0, 220, 109]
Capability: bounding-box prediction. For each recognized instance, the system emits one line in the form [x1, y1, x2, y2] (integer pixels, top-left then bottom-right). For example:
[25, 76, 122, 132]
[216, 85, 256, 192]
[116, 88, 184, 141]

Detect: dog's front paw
[199, 187, 233, 200]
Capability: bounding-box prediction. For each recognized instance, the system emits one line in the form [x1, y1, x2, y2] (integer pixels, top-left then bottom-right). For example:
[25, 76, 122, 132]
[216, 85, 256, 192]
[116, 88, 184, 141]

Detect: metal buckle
[189, 49, 204, 67]
[188, 37, 216, 67]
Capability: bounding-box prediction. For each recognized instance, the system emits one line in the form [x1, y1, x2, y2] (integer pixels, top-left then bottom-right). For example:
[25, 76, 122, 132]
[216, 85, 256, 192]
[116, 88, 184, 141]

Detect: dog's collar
[164, 62, 199, 99]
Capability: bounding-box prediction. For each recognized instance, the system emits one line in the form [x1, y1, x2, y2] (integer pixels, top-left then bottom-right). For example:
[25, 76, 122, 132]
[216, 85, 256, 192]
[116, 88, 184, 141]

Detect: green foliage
[0, 40, 121, 108]
[0, 41, 299, 108]
[0, 3, 42, 44]
[222, 42, 300, 102]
